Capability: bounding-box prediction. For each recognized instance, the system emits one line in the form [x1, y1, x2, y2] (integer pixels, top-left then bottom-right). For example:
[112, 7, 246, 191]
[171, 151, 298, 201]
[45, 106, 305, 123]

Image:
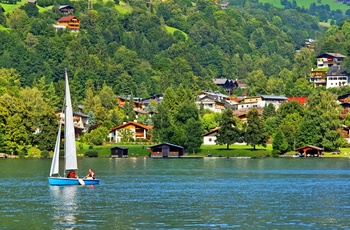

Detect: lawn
[75, 143, 273, 158]
[165, 25, 188, 40]
[259, 0, 350, 11]
[0, 1, 25, 13]
[115, 1, 132, 15]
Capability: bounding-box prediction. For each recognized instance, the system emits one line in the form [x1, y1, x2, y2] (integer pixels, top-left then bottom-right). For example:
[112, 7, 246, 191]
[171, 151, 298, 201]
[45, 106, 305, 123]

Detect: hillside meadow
[259, 0, 350, 11]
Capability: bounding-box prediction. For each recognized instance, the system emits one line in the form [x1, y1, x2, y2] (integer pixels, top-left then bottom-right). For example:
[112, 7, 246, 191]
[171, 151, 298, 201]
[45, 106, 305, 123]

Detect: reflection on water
[50, 186, 78, 229]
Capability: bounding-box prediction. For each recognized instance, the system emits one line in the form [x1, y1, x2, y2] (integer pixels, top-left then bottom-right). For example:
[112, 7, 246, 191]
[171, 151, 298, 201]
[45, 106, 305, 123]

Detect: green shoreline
[3, 144, 350, 158]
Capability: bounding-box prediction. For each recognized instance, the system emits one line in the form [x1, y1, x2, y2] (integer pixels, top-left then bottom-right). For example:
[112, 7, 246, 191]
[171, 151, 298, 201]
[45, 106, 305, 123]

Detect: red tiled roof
[58, 16, 78, 22]
[110, 121, 153, 132]
[288, 97, 308, 105]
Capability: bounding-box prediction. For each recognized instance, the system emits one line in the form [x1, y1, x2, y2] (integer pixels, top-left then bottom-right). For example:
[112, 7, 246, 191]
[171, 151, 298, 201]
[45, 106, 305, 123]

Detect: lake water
[1, 157, 350, 229]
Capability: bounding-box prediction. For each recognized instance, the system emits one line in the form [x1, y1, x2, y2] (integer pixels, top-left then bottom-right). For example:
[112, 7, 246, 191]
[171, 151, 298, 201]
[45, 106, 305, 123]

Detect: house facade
[202, 127, 219, 145]
[326, 65, 349, 88]
[55, 16, 80, 32]
[316, 53, 345, 68]
[309, 53, 348, 88]
[109, 121, 153, 143]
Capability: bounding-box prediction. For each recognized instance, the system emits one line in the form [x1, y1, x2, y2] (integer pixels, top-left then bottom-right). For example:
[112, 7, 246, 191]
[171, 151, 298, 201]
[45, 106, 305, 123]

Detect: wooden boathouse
[110, 146, 128, 158]
[296, 145, 324, 157]
[148, 143, 184, 158]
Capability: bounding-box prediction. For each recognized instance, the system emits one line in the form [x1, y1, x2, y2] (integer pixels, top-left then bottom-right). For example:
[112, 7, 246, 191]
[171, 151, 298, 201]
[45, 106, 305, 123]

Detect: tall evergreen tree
[272, 129, 288, 156]
[216, 106, 241, 149]
[244, 108, 268, 150]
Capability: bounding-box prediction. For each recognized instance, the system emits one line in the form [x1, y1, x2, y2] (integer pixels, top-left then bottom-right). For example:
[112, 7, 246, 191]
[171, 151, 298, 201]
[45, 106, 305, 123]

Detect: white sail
[64, 70, 78, 171]
[49, 120, 62, 176]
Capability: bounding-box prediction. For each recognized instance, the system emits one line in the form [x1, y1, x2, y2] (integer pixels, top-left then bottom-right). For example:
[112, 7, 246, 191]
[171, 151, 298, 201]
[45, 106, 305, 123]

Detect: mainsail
[64, 70, 78, 171]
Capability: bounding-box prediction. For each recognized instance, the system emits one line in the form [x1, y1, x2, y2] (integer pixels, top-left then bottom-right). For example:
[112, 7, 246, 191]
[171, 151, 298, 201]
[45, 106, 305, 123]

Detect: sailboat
[48, 70, 100, 186]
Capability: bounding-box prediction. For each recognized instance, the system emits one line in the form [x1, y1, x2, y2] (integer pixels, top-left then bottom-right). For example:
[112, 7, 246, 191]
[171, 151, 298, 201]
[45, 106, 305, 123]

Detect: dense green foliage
[0, 0, 349, 155]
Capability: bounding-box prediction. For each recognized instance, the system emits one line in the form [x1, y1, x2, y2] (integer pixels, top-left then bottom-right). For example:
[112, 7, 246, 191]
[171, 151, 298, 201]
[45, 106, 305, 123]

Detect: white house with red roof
[109, 121, 153, 143]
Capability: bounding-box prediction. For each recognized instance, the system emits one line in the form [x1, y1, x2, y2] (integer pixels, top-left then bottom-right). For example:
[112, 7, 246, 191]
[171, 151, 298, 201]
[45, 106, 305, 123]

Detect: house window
[209, 138, 212, 142]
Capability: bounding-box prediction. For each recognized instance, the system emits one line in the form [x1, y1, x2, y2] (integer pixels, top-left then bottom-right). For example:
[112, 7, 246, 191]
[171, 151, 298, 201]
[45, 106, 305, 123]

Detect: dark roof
[259, 95, 288, 100]
[111, 146, 128, 150]
[59, 5, 74, 9]
[327, 65, 348, 76]
[55, 110, 89, 118]
[316, 53, 345, 58]
[295, 145, 324, 151]
[149, 143, 184, 149]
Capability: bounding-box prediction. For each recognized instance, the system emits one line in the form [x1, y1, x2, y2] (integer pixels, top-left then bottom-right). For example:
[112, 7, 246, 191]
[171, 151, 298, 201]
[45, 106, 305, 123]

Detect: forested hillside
[0, 0, 350, 154]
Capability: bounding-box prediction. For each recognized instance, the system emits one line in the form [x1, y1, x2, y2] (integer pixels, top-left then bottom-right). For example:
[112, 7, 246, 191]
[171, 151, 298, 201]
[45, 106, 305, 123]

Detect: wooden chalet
[56, 16, 80, 32]
[109, 121, 153, 143]
[110, 146, 128, 158]
[148, 143, 184, 158]
[296, 145, 324, 157]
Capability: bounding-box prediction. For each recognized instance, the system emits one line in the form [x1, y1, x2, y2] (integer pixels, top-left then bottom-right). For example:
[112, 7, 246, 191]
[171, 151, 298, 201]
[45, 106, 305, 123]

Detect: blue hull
[48, 177, 100, 186]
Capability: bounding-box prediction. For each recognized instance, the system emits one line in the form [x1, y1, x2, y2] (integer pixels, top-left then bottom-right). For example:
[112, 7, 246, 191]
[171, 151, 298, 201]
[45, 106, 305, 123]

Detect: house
[326, 65, 349, 88]
[308, 67, 328, 87]
[118, 96, 143, 109]
[28, 0, 36, 4]
[55, 110, 89, 130]
[202, 127, 219, 145]
[148, 143, 184, 158]
[55, 16, 80, 32]
[59, 5, 74, 14]
[237, 96, 261, 110]
[55, 110, 89, 137]
[233, 108, 263, 122]
[295, 145, 324, 157]
[109, 121, 153, 143]
[110, 146, 128, 158]
[316, 53, 345, 68]
[220, 3, 228, 9]
[195, 95, 229, 112]
[257, 95, 288, 109]
[337, 93, 350, 118]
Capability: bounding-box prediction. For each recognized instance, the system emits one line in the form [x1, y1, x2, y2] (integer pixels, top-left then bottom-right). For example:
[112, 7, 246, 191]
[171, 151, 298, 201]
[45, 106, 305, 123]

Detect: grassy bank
[23, 143, 350, 158]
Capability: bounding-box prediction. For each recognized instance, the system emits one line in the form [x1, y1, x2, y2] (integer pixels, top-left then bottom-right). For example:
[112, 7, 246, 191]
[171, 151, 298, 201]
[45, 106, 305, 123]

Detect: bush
[41, 150, 50, 158]
[85, 150, 98, 158]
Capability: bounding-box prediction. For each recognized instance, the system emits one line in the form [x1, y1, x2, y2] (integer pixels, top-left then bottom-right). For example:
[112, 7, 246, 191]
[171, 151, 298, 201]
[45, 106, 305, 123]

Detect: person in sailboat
[67, 170, 78, 178]
[85, 169, 96, 179]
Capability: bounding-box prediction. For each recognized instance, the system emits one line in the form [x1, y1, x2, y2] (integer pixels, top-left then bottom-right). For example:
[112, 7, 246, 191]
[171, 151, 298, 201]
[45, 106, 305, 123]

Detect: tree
[297, 91, 343, 151]
[244, 108, 268, 150]
[85, 126, 109, 145]
[216, 107, 242, 149]
[262, 103, 276, 119]
[152, 103, 174, 143]
[184, 118, 203, 153]
[272, 129, 288, 156]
